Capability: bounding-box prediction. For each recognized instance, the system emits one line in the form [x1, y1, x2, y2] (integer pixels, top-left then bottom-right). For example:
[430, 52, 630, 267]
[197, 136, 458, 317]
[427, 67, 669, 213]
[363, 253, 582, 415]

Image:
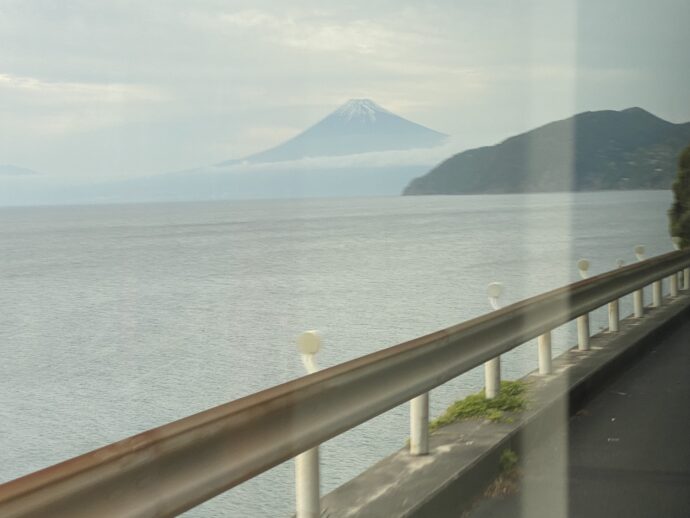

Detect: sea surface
[0, 191, 675, 516]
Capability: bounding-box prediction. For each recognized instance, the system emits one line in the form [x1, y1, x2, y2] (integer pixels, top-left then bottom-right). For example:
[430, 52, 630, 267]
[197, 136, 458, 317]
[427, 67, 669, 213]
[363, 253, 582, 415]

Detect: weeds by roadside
[429, 380, 527, 432]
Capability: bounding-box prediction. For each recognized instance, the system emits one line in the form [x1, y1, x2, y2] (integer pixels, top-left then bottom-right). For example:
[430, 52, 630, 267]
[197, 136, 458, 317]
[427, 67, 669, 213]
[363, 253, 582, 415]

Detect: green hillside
[403, 108, 690, 195]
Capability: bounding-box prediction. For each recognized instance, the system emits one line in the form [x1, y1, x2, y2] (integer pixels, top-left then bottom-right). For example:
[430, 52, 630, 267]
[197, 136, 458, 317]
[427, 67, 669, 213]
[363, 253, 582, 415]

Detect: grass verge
[429, 380, 527, 432]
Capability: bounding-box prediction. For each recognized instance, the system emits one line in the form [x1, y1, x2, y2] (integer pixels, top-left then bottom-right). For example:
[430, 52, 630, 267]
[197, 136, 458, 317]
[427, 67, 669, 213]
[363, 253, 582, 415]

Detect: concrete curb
[320, 294, 690, 517]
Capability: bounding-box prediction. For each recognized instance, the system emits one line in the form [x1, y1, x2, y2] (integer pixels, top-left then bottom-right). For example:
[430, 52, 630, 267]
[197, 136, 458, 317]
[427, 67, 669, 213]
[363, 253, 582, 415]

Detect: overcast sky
[1, 0, 689, 181]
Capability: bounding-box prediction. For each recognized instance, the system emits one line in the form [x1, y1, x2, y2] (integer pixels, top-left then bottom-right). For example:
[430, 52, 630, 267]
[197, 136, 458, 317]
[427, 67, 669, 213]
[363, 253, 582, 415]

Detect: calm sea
[0, 191, 674, 516]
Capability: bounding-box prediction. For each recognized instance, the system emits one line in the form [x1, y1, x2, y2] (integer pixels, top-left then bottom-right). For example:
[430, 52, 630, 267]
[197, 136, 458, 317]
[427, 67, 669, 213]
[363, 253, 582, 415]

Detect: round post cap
[487, 282, 503, 299]
[577, 258, 590, 272]
[297, 330, 322, 355]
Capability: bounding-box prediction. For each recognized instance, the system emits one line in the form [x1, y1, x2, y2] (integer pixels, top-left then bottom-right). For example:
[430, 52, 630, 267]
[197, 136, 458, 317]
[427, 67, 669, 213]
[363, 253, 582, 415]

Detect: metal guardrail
[2, 249, 690, 517]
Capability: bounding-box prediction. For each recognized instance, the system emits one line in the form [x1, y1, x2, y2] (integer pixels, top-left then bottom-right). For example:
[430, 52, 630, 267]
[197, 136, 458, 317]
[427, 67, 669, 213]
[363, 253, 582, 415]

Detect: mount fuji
[221, 99, 447, 165]
[1, 100, 452, 205]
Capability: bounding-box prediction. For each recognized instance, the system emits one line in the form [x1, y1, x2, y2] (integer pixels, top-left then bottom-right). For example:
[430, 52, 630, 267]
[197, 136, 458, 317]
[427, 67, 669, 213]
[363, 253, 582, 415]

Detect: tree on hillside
[669, 143, 690, 247]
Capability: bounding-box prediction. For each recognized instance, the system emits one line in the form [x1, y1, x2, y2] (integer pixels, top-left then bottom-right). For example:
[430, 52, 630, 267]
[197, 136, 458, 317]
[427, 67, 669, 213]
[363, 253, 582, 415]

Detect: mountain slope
[403, 108, 690, 195]
[221, 99, 447, 164]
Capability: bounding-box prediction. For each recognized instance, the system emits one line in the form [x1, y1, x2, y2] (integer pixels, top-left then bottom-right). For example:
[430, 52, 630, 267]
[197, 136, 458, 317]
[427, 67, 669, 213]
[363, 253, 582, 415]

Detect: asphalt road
[465, 315, 690, 518]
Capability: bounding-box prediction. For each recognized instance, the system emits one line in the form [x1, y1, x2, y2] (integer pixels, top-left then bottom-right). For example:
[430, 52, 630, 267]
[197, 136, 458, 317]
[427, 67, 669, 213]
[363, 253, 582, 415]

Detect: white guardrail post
[652, 278, 663, 308]
[608, 259, 624, 332]
[530, 279, 553, 375]
[485, 283, 503, 397]
[410, 392, 429, 456]
[671, 238, 681, 297]
[295, 331, 322, 518]
[576, 259, 591, 351]
[633, 245, 646, 317]
[537, 332, 552, 375]
[670, 271, 679, 298]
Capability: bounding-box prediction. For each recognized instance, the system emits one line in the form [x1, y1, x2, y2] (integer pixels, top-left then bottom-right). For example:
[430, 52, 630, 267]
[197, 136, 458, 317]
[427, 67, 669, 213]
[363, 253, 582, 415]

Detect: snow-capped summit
[223, 98, 448, 164]
[333, 98, 391, 122]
